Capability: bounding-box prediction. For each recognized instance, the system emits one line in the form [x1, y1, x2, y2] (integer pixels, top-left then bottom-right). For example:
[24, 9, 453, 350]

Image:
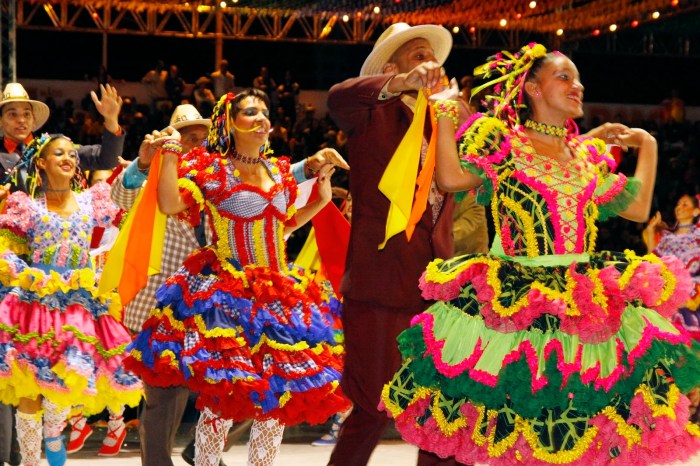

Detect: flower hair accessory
[206, 92, 267, 157]
[206, 92, 236, 156]
[12, 133, 85, 197]
[471, 42, 547, 127]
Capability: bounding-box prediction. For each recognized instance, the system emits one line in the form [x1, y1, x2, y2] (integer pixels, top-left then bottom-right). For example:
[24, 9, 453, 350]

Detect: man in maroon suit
[326, 23, 471, 466]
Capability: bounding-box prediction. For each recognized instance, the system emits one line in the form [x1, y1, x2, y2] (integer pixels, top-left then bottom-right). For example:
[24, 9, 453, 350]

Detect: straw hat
[169, 104, 211, 130]
[0, 83, 50, 133]
[360, 23, 452, 77]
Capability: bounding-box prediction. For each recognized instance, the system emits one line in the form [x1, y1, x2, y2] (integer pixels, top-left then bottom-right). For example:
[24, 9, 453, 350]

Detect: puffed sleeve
[90, 181, 120, 228]
[582, 137, 640, 221]
[455, 113, 512, 204]
[0, 191, 35, 256]
[176, 147, 220, 226]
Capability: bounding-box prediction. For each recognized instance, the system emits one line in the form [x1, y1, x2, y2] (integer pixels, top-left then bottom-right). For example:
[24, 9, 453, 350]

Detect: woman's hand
[584, 122, 630, 146]
[427, 77, 459, 102]
[316, 164, 335, 204]
[617, 128, 655, 151]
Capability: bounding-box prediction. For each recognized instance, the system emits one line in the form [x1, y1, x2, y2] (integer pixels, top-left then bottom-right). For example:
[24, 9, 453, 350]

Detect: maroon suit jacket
[328, 75, 455, 314]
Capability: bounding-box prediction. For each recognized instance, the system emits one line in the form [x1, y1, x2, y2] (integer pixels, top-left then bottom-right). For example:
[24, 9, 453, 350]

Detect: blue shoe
[311, 414, 343, 447]
[44, 435, 66, 466]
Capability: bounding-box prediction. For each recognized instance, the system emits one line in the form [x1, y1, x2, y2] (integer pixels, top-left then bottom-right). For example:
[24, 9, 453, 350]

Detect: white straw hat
[169, 104, 211, 130]
[360, 23, 452, 77]
[0, 83, 50, 134]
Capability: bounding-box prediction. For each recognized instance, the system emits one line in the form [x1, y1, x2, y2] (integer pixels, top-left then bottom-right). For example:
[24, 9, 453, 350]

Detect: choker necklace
[524, 119, 568, 138]
[45, 187, 71, 193]
[677, 223, 694, 228]
[231, 150, 261, 165]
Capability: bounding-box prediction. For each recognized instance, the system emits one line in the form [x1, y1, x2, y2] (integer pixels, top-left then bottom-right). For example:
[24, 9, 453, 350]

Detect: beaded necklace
[231, 149, 261, 165]
[524, 119, 568, 138]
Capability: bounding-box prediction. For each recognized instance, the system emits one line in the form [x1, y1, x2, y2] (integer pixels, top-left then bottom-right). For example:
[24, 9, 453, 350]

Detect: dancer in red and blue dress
[125, 89, 349, 466]
[381, 44, 700, 465]
[0, 135, 142, 466]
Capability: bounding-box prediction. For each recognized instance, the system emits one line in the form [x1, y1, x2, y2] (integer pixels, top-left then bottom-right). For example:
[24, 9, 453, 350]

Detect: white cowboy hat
[0, 82, 50, 134]
[360, 23, 452, 77]
[169, 104, 211, 130]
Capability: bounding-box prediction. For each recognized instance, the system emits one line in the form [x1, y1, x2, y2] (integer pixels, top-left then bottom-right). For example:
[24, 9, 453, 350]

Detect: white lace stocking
[247, 419, 284, 466]
[42, 398, 70, 446]
[195, 407, 233, 466]
[16, 410, 43, 466]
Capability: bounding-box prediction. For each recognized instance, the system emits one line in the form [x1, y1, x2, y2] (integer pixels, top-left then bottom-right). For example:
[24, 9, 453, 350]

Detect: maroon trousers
[327, 299, 470, 466]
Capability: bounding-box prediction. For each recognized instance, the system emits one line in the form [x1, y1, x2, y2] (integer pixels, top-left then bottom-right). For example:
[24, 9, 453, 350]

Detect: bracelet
[433, 100, 459, 129]
[162, 140, 184, 155]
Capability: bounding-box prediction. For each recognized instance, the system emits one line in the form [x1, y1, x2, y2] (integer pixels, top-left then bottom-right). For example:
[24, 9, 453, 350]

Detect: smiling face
[674, 194, 700, 224]
[0, 101, 35, 143]
[36, 137, 78, 187]
[526, 55, 585, 122]
[230, 96, 271, 149]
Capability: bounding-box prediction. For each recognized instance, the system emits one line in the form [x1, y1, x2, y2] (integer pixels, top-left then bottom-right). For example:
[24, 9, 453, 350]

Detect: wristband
[433, 100, 459, 129]
[162, 140, 183, 155]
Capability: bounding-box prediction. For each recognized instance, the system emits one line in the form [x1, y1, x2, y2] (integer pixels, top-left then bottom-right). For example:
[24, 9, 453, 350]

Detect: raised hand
[91, 84, 123, 134]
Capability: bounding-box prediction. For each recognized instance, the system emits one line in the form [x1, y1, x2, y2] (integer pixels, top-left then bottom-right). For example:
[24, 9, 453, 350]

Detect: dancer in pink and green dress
[0, 134, 142, 466]
[381, 44, 700, 465]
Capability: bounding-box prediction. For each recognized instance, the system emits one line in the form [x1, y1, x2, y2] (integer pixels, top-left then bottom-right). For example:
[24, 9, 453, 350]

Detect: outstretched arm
[284, 164, 335, 235]
[616, 128, 657, 223]
[430, 79, 483, 193]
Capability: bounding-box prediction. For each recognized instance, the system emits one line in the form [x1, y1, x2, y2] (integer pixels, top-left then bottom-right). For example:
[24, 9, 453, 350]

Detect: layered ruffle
[125, 246, 349, 425]
[0, 256, 142, 414]
[380, 249, 700, 464]
[420, 250, 691, 343]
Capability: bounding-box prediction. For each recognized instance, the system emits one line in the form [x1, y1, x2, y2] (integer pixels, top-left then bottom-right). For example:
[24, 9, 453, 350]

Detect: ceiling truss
[13, 0, 700, 56]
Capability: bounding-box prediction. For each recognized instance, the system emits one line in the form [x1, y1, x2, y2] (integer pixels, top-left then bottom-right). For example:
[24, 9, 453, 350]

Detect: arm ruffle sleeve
[584, 137, 640, 221]
[90, 181, 120, 228]
[0, 191, 34, 256]
[455, 113, 512, 205]
[175, 147, 217, 227]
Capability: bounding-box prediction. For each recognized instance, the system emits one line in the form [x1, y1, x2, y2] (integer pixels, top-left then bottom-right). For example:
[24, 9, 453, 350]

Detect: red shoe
[66, 415, 93, 454]
[97, 419, 126, 457]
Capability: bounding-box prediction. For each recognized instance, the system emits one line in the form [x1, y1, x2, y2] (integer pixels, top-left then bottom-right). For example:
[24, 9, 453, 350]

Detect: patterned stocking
[42, 399, 70, 454]
[247, 419, 284, 466]
[195, 407, 233, 466]
[16, 410, 43, 466]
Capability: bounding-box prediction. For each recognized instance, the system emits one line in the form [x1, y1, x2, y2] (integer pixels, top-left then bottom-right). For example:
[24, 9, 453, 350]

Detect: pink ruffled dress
[655, 225, 700, 339]
[380, 114, 700, 465]
[0, 182, 142, 414]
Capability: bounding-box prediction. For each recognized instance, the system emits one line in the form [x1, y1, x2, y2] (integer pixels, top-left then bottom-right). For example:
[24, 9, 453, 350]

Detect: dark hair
[21, 134, 86, 196]
[518, 52, 560, 123]
[206, 88, 270, 154]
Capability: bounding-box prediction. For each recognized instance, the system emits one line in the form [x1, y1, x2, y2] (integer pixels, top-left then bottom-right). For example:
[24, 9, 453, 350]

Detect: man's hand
[137, 127, 181, 170]
[91, 84, 123, 134]
[305, 148, 350, 178]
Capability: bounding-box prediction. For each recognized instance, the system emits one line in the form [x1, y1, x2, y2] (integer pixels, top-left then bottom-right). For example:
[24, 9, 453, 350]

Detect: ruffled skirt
[381, 250, 700, 465]
[125, 247, 350, 425]
[0, 253, 143, 414]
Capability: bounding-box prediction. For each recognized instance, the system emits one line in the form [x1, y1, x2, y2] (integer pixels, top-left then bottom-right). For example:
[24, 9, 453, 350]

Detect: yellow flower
[62, 231, 69, 238]
[43, 232, 52, 239]
[529, 43, 547, 58]
[233, 169, 240, 177]
[42, 215, 49, 223]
